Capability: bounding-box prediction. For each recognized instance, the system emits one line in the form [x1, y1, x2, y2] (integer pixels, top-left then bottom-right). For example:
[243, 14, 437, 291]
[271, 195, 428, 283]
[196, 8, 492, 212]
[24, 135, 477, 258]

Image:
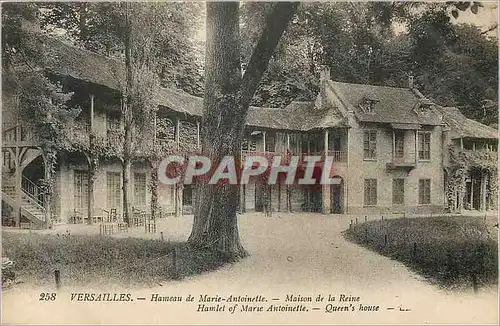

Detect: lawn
[343, 215, 498, 292]
[2, 230, 228, 288]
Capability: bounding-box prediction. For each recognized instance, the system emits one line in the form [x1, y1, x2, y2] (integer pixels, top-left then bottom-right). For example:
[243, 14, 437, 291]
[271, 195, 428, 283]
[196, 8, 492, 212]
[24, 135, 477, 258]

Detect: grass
[343, 216, 498, 292]
[2, 230, 228, 288]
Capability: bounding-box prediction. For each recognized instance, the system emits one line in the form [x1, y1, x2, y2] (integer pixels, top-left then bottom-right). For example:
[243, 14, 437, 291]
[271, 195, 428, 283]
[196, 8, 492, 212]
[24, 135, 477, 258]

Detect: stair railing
[21, 175, 45, 209]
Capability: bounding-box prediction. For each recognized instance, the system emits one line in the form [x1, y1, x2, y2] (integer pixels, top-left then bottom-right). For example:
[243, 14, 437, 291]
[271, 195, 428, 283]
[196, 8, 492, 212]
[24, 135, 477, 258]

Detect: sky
[453, 1, 498, 36]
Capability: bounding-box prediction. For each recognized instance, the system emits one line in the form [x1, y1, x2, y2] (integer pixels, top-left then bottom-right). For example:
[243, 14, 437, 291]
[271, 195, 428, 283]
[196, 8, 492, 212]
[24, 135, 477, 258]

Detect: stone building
[2, 34, 498, 228]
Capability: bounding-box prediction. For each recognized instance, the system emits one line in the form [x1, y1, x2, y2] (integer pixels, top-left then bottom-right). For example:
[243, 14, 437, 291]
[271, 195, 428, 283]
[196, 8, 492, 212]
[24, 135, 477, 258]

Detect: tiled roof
[328, 81, 442, 126]
[439, 107, 498, 139]
[34, 33, 495, 136]
[38, 33, 346, 131]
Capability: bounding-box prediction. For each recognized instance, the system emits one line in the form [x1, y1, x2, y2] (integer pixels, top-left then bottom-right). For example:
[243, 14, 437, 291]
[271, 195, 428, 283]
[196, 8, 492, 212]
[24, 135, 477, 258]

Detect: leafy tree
[187, 2, 298, 258]
[40, 2, 203, 222]
[247, 1, 497, 128]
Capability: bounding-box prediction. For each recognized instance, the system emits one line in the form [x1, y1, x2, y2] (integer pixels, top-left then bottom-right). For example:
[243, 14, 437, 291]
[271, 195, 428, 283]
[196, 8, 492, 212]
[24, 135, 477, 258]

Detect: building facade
[2, 35, 498, 228]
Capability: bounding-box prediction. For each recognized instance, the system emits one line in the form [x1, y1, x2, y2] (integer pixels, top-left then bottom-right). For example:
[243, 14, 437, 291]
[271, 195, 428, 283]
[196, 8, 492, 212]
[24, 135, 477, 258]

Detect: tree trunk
[187, 1, 298, 260]
[150, 163, 159, 219]
[187, 2, 246, 259]
[122, 158, 132, 224]
[85, 154, 95, 225]
[122, 2, 134, 225]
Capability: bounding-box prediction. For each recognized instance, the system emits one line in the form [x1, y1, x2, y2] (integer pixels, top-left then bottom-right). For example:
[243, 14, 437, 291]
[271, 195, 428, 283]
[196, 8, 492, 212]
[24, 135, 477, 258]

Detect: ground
[2, 212, 499, 324]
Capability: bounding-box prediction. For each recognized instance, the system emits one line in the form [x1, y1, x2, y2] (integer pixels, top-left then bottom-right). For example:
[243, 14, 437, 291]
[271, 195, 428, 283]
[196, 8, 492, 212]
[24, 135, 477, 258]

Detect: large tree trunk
[188, 1, 298, 260]
[188, 2, 246, 259]
[122, 2, 134, 224]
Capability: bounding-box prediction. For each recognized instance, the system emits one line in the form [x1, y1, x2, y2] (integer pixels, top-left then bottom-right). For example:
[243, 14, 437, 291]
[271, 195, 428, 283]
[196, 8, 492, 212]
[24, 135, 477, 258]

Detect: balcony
[2, 124, 40, 147]
[241, 150, 347, 164]
[386, 152, 416, 171]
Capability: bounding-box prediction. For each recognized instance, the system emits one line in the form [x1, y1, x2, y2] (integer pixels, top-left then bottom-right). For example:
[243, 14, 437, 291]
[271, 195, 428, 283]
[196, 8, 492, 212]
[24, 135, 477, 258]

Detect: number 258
[39, 293, 57, 301]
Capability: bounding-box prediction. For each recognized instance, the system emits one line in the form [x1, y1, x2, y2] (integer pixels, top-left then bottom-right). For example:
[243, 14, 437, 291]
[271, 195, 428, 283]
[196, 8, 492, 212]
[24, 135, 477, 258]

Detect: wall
[54, 158, 154, 222]
[346, 121, 445, 215]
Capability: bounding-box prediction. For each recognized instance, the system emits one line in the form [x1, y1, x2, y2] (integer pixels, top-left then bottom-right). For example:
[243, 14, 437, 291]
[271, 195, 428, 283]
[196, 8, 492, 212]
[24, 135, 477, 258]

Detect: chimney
[408, 74, 414, 89]
[320, 65, 330, 83]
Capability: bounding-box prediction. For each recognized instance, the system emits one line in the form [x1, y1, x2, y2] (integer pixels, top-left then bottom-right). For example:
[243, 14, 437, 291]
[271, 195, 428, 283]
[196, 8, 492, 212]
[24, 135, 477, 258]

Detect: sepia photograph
[1, 1, 499, 324]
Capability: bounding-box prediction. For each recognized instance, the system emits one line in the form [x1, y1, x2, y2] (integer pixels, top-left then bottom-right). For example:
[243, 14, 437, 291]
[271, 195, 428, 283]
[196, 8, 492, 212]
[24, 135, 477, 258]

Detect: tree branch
[481, 23, 498, 35]
[238, 2, 299, 111]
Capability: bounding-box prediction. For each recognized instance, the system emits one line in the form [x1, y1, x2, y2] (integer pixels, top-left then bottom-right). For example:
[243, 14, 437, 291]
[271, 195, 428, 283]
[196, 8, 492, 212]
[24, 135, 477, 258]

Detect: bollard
[364, 216, 367, 222]
[172, 247, 179, 279]
[384, 234, 388, 247]
[381, 216, 384, 221]
[472, 273, 478, 294]
[355, 218, 358, 225]
[161, 231, 164, 241]
[54, 269, 61, 289]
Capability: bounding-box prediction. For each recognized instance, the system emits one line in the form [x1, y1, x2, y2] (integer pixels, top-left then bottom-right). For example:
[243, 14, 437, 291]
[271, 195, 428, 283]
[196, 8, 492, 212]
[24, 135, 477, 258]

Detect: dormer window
[419, 104, 431, 114]
[415, 100, 433, 117]
[360, 95, 379, 114]
[362, 100, 376, 113]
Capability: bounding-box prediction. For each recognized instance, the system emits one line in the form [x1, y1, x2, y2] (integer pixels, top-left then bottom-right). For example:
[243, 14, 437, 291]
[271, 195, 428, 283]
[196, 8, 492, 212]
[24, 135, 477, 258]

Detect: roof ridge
[329, 80, 413, 92]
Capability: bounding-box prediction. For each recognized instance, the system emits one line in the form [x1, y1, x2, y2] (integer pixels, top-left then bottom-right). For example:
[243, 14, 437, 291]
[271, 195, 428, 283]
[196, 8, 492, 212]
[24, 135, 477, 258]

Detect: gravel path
[3, 213, 498, 324]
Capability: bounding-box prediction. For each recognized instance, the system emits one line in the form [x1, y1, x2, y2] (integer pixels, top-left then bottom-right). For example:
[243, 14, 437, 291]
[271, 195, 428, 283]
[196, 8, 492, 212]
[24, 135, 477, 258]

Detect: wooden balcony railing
[241, 150, 347, 163]
[2, 124, 39, 146]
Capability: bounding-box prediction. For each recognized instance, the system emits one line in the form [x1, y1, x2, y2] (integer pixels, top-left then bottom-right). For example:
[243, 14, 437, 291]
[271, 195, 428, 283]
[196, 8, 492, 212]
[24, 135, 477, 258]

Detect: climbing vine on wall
[446, 144, 498, 212]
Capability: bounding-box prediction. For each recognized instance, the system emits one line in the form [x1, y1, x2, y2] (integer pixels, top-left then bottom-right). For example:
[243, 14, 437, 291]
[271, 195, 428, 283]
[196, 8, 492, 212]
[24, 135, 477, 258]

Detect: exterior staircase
[1, 172, 46, 228]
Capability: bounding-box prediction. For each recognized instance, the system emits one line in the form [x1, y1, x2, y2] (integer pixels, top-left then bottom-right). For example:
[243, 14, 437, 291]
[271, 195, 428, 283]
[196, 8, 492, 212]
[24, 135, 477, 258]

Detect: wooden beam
[90, 94, 95, 132]
[392, 130, 396, 162]
[14, 147, 21, 228]
[175, 118, 180, 151]
[286, 133, 290, 152]
[196, 121, 201, 150]
[414, 130, 418, 164]
[262, 131, 266, 153]
[324, 129, 329, 154]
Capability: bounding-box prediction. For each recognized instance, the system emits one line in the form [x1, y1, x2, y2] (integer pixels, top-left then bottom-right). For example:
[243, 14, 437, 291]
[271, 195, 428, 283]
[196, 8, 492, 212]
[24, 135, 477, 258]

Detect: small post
[381, 216, 384, 221]
[355, 217, 358, 225]
[472, 273, 478, 294]
[384, 234, 388, 247]
[54, 269, 61, 289]
[364, 216, 367, 223]
[160, 231, 164, 241]
[365, 227, 368, 243]
[413, 242, 417, 259]
[172, 247, 179, 279]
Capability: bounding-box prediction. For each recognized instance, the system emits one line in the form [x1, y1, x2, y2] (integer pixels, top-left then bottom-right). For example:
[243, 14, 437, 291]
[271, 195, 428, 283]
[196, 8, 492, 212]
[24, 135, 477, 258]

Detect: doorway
[330, 177, 344, 214]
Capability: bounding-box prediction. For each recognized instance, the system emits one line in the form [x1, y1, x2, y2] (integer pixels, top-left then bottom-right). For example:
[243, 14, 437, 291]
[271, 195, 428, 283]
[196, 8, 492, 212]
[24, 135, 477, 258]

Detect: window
[329, 135, 342, 151]
[183, 185, 193, 206]
[106, 113, 121, 133]
[134, 173, 147, 208]
[107, 172, 121, 211]
[156, 117, 175, 142]
[74, 170, 89, 211]
[265, 132, 276, 152]
[241, 138, 257, 152]
[419, 179, 431, 205]
[418, 132, 431, 160]
[364, 179, 377, 206]
[363, 131, 377, 159]
[360, 99, 377, 113]
[394, 131, 404, 159]
[392, 179, 405, 205]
